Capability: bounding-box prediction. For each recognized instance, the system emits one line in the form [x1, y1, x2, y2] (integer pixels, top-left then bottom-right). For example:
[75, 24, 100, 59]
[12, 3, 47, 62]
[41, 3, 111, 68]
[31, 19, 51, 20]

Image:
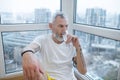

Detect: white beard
[53, 33, 64, 42]
[53, 31, 68, 42]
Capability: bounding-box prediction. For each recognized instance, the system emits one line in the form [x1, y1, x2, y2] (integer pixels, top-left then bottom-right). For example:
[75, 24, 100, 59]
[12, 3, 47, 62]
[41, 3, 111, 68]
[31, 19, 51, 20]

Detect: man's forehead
[54, 16, 68, 23]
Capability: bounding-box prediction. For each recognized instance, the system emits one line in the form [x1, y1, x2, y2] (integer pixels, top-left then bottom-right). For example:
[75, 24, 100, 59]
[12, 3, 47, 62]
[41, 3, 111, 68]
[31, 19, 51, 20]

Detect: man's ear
[49, 23, 52, 29]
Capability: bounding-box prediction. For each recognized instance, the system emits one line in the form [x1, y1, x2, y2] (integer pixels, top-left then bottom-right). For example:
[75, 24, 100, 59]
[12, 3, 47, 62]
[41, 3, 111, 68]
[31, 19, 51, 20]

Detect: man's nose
[62, 26, 67, 31]
[62, 30, 68, 35]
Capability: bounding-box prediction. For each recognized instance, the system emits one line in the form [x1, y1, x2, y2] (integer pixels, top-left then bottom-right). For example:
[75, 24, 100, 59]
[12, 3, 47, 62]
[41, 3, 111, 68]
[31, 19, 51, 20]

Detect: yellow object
[47, 73, 55, 80]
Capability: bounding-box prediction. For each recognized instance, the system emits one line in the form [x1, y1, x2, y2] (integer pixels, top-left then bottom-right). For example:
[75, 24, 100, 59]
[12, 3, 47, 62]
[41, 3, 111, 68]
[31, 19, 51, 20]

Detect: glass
[74, 30, 120, 80]
[0, 0, 60, 24]
[2, 30, 51, 73]
[63, 30, 68, 42]
[75, 0, 120, 29]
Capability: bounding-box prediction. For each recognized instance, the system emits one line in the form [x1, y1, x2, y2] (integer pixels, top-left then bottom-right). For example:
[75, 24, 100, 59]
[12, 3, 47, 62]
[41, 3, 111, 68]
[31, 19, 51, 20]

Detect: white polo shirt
[32, 34, 77, 80]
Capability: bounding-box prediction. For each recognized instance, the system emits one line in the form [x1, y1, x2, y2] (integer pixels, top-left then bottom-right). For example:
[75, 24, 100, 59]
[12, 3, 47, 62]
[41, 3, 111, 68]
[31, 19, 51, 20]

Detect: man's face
[52, 16, 68, 37]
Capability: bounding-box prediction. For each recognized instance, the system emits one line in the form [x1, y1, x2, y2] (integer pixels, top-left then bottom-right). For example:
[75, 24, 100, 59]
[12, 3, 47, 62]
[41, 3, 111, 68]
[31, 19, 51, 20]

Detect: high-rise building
[34, 8, 51, 23]
[110, 14, 120, 28]
[117, 14, 120, 29]
[86, 8, 106, 27]
[1, 12, 15, 24]
[0, 14, 1, 24]
[86, 8, 106, 49]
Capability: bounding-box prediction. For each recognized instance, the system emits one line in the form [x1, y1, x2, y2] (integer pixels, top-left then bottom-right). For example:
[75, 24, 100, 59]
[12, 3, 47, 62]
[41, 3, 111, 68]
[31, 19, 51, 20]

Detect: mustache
[62, 30, 68, 35]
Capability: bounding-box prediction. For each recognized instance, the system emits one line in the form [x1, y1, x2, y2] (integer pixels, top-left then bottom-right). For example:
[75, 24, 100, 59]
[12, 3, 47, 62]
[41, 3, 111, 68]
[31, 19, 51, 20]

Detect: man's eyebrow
[57, 24, 68, 27]
[64, 24, 68, 27]
[58, 24, 64, 27]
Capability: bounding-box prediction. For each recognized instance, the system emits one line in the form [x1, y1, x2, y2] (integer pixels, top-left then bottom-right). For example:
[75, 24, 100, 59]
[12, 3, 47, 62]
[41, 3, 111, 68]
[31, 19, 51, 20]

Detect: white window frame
[0, 24, 49, 78]
[0, 0, 120, 79]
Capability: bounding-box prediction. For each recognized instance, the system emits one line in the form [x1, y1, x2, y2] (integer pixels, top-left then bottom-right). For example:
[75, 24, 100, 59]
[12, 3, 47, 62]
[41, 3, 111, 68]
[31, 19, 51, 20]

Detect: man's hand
[22, 52, 47, 80]
[65, 34, 80, 48]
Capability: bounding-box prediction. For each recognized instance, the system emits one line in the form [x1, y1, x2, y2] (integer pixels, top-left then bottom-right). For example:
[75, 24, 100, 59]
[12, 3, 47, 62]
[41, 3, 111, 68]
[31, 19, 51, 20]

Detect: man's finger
[26, 68, 31, 80]
[66, 35, 72, 43]
[38, 63, 45, 74]
[31, 69, 35, 80]
[35, 68, 42, 80]
[23, 69, 28, 80]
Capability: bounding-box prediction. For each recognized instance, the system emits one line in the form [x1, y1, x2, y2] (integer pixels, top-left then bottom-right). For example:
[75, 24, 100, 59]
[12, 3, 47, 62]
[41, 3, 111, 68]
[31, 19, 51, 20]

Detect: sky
[0, 0, 120, 14]
[77, 0, 120, 14]
[0, 0, 60, 13]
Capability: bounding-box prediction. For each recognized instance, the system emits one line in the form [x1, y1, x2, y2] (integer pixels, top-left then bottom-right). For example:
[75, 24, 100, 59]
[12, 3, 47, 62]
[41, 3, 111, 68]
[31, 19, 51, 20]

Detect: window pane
[75, 0, 120, 29]
[0, 0, 60, 24]
[74, 30, 120, 80]
[2, 30, 51, 73]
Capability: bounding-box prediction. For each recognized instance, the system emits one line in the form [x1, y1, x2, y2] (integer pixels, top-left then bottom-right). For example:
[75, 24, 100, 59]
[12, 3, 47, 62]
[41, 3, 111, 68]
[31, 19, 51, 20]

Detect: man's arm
[22, 43, 47, 80]
[63, 34, 87, 75]
[75, 45, 87, 75]
[69, 35, 87, 75]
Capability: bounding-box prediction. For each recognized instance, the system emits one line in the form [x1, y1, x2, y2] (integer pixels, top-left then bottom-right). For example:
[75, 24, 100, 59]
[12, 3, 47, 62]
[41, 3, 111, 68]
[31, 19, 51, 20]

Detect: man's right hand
[22, 52, 47, 80]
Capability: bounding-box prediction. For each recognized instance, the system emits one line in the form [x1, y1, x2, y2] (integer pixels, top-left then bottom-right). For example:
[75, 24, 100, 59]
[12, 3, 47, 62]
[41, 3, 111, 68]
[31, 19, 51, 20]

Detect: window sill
[74, 68, 93, 80]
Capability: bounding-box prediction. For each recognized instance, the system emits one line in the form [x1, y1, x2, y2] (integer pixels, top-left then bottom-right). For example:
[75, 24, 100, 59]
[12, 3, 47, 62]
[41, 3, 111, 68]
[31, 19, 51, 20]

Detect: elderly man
[21, 12, 87, 80]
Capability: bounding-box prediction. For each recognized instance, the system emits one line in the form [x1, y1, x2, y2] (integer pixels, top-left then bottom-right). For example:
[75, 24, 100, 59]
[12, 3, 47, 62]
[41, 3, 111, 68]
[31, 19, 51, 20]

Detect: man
[21, 12, 87, 80]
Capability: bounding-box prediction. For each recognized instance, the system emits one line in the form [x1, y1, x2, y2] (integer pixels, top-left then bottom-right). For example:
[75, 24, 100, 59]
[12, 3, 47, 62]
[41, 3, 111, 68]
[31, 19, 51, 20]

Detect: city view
[75, 31, 120, 80]
[76, 8, 120, 29]
[0, 3, 120, 80]
[0, 7, 120, 29]
[0, 8, 52, 24]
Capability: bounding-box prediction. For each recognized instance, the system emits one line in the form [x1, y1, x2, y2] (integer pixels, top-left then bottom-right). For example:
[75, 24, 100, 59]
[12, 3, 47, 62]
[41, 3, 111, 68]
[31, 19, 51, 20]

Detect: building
[34, 8, 51, 23]
[86, 8, 106, 27]
[0, 14, 1, 24]
[117, 14, 120, 29]
[1, 12, 15, 24]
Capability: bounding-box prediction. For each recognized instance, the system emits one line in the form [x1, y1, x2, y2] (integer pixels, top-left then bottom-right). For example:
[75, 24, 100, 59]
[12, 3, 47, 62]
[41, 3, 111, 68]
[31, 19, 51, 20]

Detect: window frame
[74, 0, 120, 30]
[73, 0, 120, 79]
[0, 0, 120, 79]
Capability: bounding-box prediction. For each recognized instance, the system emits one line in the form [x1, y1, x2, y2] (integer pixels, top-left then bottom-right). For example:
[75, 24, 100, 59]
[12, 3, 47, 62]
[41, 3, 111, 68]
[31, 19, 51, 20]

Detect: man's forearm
[76, 46, 87, 75]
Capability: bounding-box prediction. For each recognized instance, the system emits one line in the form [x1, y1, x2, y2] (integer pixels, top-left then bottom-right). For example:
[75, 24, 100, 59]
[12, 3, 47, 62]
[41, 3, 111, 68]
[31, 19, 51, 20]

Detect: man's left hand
[66, 34, 80, 49]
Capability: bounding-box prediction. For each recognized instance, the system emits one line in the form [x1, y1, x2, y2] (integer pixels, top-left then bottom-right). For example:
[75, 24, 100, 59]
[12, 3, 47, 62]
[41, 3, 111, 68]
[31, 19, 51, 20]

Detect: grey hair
[50, 12, 68, 23]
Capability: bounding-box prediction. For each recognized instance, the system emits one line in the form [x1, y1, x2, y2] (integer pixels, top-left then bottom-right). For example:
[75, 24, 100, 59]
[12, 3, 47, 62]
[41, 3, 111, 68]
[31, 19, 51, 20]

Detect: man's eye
[66, 25, 68, 27]
[59, 25, 63, 28]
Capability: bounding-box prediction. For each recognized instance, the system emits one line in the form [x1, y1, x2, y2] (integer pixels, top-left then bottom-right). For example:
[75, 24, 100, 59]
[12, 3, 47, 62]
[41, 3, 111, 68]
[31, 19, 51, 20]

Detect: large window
[74, 30, 120, 80]
[2, 30, 51, 73]
[0, 0, 61, 24]
[75, 0, 120, 29]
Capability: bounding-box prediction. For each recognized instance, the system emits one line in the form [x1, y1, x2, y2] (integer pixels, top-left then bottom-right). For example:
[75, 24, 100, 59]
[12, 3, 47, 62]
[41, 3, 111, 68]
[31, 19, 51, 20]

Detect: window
[2, 30, 51, 73]
[74, 30, 120, 80]
[0, 0, 61, 24]
[75, 0, 120, 29]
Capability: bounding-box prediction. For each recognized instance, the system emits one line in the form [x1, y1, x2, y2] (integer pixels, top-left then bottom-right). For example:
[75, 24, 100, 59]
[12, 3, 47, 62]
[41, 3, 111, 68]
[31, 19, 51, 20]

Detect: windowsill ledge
[74, 68, 93, 80]
[0, 71, 23, 80]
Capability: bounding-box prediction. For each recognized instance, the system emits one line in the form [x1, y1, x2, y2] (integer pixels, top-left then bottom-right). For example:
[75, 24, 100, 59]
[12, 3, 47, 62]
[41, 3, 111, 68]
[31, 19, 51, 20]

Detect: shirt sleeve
[32, 35, 44, 48]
